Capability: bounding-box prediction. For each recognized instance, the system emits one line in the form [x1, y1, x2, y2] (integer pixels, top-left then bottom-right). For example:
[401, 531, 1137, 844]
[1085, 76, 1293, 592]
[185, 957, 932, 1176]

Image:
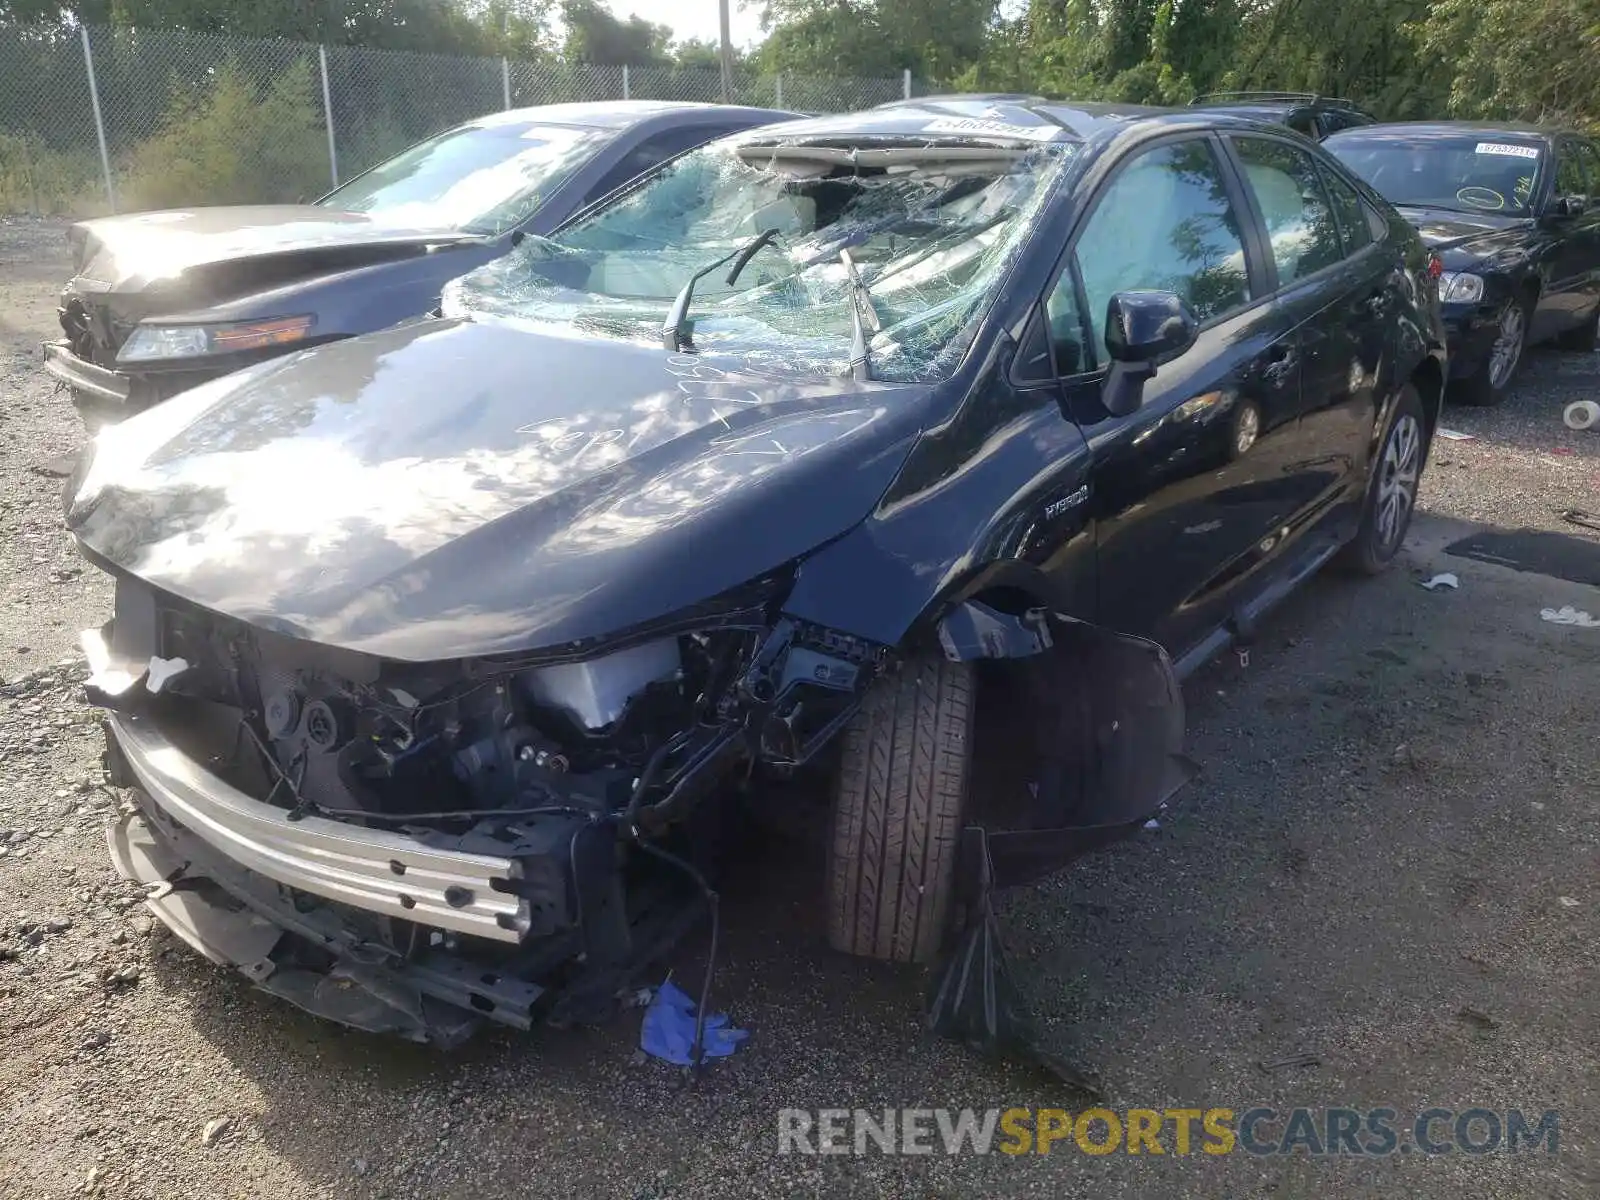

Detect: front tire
[1456, 294, 1530, 406]
[826, 655, 973, 964]
[1339, 384, 1426, 576]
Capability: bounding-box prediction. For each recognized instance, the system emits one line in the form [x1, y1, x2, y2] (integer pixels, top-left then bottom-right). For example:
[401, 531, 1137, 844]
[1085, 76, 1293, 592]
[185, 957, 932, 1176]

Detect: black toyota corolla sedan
[43, 100, 800, 429]
[1326, 121, 1600, 405]
[68, 99, 1444, 1047]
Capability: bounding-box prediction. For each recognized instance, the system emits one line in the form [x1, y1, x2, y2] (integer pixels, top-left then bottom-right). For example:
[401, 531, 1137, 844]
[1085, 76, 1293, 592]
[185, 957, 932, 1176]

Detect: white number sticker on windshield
[1475, 142, 1540, 159]
[920, 118, 1060, 143]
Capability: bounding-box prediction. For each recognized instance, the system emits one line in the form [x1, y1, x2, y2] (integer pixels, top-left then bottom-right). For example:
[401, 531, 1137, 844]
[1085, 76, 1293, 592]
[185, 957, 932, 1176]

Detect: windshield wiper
[661, 227, 780, 352]
[838, 248, 881, 382]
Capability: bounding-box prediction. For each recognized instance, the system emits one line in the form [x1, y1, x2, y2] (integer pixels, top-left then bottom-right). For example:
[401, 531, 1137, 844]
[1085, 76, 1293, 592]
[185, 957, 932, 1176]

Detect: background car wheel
[826, 654, 973, 965]
[1555, 307, 1599, 352]
[1338, 384, 1426, 576]
[1457, 294, 1531, 406]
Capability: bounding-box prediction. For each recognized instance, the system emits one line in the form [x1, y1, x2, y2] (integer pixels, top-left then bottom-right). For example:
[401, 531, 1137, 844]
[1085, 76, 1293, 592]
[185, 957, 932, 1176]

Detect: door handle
[1263, 344, 1297, 382]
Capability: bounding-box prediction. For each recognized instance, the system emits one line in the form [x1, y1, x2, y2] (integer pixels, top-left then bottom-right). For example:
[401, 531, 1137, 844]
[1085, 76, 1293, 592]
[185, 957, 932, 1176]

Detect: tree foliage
[560, 0, 671, 66]
[4, 0, 1600, 128]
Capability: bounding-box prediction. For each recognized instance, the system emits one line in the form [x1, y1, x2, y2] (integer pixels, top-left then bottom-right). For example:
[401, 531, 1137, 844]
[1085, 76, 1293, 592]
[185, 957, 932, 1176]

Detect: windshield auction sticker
[1475, 142, 1540, 159]
[777, 1106, 1560, 1157]
[920, 117, 1061, 142]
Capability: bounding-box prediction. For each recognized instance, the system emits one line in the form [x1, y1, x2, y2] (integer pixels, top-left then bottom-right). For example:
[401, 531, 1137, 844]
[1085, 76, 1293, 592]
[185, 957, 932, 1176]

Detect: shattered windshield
[317, 121, 616, 235]
[443, 137, 1076, 383]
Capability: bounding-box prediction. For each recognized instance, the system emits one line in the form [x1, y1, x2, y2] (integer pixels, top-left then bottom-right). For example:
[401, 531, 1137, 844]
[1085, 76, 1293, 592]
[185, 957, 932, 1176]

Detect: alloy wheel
[1487, 302, 1526, 388]
[1233, 404, 1260, 456]
[1375, 413, 1421, 550]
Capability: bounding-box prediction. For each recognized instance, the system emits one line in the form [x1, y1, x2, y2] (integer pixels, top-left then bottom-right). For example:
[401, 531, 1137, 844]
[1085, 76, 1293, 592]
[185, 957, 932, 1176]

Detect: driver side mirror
[1102, 291, 1199, 417]
[1548, 194, 1588, 219]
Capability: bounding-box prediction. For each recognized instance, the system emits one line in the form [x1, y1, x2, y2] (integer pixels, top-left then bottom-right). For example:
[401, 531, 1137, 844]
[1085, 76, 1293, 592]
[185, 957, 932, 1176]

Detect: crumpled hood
[66, 206, 485, 293]
[65, 316, 930, 660]
[1395, 204, 1530, 262]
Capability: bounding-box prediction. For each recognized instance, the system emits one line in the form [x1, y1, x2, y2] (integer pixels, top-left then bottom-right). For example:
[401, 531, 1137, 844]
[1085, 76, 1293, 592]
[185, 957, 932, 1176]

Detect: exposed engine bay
[86, 574, 887, 1045]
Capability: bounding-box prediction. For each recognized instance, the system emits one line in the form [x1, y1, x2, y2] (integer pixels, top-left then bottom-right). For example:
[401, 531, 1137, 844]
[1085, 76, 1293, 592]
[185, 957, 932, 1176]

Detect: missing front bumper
[106, 805, 535, 1044]
[105, 712, 531, 942]
[42, 339, 130, 404]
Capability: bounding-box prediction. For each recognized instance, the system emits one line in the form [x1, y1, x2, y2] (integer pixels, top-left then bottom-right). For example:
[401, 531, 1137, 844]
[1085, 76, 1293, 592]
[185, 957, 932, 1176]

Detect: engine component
[520, 638, 681, 731]
[301, 698, 349, 752]
[263, 689, 301, 739]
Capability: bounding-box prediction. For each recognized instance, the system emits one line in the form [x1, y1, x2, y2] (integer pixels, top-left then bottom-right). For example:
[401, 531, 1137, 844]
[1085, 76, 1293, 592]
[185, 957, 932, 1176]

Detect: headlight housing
[1438, 271, 1485, 304]
[117, 315, 314, 362]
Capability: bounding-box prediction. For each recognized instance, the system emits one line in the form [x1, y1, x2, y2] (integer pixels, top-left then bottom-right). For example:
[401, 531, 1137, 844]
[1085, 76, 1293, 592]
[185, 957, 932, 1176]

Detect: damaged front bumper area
[84, 575, 883, 1044]
[100, 709, 711, 1045]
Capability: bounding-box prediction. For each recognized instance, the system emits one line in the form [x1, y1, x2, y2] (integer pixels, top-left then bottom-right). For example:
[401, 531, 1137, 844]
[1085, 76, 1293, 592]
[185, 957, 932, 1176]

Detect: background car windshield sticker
[1475, 142, 1540, 159]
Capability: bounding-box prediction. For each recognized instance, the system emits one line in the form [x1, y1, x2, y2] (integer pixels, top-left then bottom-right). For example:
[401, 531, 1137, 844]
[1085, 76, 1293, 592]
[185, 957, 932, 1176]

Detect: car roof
[742, 96, 1184, 145]
[1195, 102, 1303, 120]
[1324, 121, 1564, 144]
[468, 100, 798, 132]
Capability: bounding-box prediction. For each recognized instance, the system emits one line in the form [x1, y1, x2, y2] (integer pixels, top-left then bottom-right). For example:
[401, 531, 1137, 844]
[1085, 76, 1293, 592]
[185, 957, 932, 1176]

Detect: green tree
[1416, 0, 1600, 125]
[756, 0, 995, 80]
[120, 57, 327, 208]
[561, 0, 672, 65]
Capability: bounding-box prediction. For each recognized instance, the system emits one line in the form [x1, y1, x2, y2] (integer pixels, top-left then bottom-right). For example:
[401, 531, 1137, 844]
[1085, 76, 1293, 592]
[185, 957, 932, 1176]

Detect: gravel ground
[2, 213, 1598, 1199]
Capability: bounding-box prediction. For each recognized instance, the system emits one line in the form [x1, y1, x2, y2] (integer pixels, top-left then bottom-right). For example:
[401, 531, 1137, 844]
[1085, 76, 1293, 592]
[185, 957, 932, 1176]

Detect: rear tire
[1338, 384, 1426, 576]
[826, 655, 973, 964]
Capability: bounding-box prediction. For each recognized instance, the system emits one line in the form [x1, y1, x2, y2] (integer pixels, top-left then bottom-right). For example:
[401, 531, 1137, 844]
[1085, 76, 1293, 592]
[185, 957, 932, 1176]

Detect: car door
[1540, 138, 1598, 336]
[1226, 133, 1393, 505]
[1565, 140, 1600, 331]
[1041, 133, 1309, 658]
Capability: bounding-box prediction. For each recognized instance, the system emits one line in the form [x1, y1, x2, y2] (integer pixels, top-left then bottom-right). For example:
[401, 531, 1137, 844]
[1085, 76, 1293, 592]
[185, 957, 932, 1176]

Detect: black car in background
[1190, 92, 1377, 140]
[70, 98, 1444, 1044]
[1326, 121, 1600, 404]
[43, 100, 800, 428]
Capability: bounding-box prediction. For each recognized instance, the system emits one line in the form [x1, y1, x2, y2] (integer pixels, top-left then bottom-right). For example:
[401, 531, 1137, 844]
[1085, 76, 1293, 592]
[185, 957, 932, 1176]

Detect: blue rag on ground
[639, 978, 749, 1065]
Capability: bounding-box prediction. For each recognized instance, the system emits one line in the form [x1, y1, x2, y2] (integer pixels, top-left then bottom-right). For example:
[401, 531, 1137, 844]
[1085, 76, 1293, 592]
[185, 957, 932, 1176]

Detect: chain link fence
[0, 23, 913, 217]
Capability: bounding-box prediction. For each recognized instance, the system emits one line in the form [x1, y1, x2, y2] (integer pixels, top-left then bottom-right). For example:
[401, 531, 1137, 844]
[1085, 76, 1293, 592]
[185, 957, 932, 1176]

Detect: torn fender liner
[928, 618, 1197, 1086]
[928, 828, 1106, 1098]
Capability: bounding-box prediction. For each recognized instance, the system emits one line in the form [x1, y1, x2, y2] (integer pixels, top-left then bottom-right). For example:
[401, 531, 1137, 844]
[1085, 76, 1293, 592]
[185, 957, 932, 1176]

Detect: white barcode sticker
[920, 117, 1061, 142]
[1475, 142, 1539, 159]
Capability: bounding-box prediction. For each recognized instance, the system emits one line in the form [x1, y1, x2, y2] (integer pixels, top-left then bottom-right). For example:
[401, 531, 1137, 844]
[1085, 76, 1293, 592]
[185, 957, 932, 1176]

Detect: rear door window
[1318, 165, 1375, 255]
[1231, 136, 1345, 284]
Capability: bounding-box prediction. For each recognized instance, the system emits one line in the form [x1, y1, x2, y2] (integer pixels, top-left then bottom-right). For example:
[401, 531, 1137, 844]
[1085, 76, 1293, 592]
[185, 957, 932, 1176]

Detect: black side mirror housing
[1102, 291, 1200, 417]
[1549, 194, 1588, 219]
